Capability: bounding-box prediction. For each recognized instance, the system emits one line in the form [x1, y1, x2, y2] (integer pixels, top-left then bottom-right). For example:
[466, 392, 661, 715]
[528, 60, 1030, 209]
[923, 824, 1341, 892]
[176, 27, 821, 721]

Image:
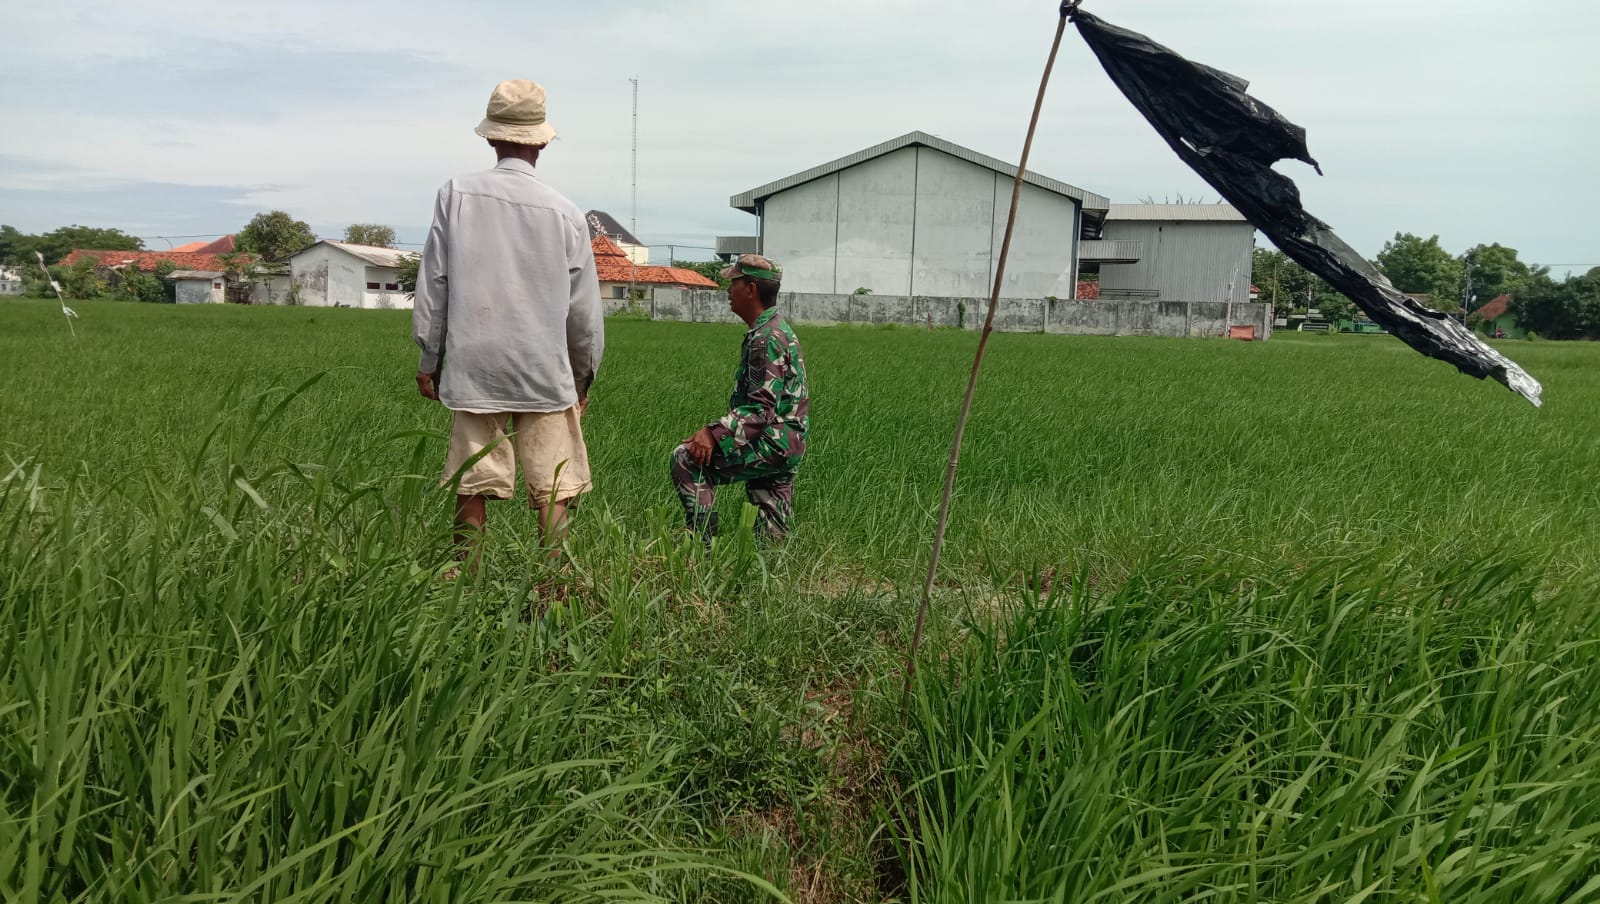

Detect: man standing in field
[413, 79, 604, 569]
[672, 254, 809, 543]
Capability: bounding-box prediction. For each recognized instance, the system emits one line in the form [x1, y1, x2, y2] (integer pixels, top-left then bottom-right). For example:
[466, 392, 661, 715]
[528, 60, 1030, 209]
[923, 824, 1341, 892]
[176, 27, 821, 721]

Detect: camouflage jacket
[708, 308, 809, 463]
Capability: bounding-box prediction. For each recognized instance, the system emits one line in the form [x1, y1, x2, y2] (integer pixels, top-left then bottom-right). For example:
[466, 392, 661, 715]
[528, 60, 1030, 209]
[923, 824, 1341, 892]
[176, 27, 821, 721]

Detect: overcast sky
[1, 0, 1594, 273]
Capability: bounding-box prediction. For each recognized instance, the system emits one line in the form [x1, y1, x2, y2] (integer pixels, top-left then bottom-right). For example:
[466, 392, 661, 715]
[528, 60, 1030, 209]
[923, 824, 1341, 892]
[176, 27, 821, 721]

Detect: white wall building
[167, 270, 226, 303]
[0, 267, 23, 296]
[286, 241, 419, 309]
[729, 131, 1111, 299]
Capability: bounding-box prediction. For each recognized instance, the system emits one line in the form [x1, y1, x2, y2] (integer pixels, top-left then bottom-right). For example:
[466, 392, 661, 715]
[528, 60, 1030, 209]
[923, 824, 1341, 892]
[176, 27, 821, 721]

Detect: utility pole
[628, 76, 639, 306]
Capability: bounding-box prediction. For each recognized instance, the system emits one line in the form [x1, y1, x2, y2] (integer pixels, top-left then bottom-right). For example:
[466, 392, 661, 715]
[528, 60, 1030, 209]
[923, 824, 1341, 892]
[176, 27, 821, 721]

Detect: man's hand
[687, 427, 716, 466]
[417, 369, 441, 401]
[576, 396, 590, 418]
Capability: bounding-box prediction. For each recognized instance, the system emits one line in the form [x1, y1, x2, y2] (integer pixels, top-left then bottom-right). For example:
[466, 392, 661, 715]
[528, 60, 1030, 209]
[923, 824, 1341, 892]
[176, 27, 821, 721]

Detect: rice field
[3, 298, 1598, 902]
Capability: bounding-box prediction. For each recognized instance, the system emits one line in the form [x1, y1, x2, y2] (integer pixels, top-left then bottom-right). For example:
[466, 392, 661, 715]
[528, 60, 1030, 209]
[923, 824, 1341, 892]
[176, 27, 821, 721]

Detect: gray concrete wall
[174, 278, 221, 304]
[250, 274, 292, 305]
[648, 288, 1272, 339]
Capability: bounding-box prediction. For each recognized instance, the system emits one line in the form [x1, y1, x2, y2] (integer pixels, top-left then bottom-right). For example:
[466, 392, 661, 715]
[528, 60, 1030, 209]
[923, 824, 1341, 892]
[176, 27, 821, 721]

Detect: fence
[622, 289, 1273, 340]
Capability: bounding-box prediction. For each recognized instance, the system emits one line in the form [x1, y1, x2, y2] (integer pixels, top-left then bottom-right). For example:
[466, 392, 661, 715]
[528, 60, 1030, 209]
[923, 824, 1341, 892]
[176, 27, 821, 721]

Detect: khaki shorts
[441, 408, 591, 506]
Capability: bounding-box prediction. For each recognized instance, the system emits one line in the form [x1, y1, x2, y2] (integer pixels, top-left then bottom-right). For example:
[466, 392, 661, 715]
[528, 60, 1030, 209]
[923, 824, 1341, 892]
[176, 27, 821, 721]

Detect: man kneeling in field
[672, 254, 809, 543]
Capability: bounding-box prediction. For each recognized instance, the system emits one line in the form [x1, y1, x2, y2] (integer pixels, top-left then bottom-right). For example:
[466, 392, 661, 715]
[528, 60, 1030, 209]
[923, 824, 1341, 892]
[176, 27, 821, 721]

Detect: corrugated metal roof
[1106, 203, 1248, 222]
[166, 270, 224, 279]
[585, 210, 643, 245]
[715, 235, 760, 255]
[320, 241, 419, 268]
[729, 130, 1111, 213]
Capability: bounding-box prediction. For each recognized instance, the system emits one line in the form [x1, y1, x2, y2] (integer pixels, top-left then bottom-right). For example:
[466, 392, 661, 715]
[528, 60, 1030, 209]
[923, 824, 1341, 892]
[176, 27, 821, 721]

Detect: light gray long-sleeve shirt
[412, 157, 604, 413]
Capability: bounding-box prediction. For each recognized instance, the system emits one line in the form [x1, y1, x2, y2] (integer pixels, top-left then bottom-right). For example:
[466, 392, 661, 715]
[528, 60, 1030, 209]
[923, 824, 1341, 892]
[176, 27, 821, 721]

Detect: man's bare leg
[454, 494, 490, 575]
[534, 496, 572, 563]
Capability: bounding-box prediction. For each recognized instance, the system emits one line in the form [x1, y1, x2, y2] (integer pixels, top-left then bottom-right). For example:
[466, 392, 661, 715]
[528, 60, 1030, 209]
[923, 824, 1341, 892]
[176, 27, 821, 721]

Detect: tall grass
[3, 300, 1599, 900]
[893, 551, 1600, 901]
[0, 379, 788, 901]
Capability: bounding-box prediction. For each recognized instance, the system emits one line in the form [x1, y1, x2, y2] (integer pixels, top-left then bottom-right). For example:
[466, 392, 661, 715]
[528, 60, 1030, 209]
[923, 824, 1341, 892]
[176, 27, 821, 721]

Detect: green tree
[153, 260, 179, 302]
[343, 224, 396, 248]
[396, 255, 421, 296]
[237, 211, 316, 262]
[216, 251, 261, 303]
[56, 258, 106, 299]
[673, 259, 730, 290]
[1252, 247, 1315, 316]
[1460, 243, 1546, 311]
[1375, 232, 1463, 310]
[1250, 246, 1354, 320]
[0, 225, 36, 265]
[1510, 269, 1600, 340]
[115, 267, 167, 303]
[2, 224, 144, 266]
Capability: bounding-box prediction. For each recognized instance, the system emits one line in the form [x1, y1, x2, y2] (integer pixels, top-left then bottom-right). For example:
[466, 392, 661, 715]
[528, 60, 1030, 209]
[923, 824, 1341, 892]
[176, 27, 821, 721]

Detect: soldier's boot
[686, 509, 719, 553]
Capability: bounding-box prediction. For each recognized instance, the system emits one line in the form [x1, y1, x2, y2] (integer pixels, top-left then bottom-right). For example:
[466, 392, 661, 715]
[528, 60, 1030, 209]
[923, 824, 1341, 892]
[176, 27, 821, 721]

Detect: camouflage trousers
[670, 442, 797, 539]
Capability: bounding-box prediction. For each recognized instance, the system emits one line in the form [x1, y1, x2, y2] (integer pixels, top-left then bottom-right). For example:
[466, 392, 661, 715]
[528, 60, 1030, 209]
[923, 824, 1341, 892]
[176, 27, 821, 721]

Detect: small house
[168, 270, 226, 303]
[1473, 294, 1525, 339]
[593, 235, 717, 302]
[0, 267, 23, 296]
[585, 210, 650, 265]
[285, 241, 419, 309]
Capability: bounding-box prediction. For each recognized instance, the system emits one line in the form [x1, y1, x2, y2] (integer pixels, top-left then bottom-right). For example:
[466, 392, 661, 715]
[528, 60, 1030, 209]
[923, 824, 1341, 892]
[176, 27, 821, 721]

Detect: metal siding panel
[1100, 221, 1253, 303]
[911, 147, 1001, 297]
[991, 181, 1078, 299]
[760, 175, 840, 294]
[835, 148, 917, 296]
[1097, 222, 1161, 297]
[1078, 240, 1145, 263]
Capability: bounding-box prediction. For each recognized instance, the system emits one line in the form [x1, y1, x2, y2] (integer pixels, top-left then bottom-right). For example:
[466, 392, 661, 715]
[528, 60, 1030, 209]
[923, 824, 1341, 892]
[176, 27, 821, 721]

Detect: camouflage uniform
[672, 305, 809, 539]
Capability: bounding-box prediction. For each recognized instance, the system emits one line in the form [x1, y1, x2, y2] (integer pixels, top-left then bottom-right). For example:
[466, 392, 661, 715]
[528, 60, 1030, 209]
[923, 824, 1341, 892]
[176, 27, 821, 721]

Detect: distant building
[61, 249, 246, 273]
[167, 270, 226, 303]
[285, 241, 418, 309]
[730, 131, 1109, 299]
[0, 266, 23, 296]
[1090, 204, 1254, 306]
[585, 210, 650, 265]
[592, 235, 716, 300]
[1473, 294, 1525, 339]
[171, 235, 238, 254]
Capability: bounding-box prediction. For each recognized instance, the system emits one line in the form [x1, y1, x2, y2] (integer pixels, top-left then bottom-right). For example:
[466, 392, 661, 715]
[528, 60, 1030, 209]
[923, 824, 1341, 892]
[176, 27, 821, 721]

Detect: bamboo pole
[905, 3, 1076, 698]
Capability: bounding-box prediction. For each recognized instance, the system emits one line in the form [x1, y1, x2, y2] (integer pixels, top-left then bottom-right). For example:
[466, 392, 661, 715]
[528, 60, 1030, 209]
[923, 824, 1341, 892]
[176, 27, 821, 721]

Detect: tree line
[6, 216, 1592, 337]
[1252, 232, 1598, 339]
[2, 214, 401, 302]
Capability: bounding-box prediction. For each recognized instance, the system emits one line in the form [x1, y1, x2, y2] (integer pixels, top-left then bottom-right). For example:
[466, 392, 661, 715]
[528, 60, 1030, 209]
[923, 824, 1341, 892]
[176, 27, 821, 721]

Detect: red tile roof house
[170, 235, 238, 254]
[61, 249, 249, 274]
[1472, 293, 1526, 339]
[592, 235, 716, 305]
[61, 248, 261, 302]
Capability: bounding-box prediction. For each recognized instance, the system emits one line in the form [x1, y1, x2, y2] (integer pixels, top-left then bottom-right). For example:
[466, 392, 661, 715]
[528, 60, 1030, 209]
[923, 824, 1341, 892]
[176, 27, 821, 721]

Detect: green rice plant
[0, 379, 783, 902]
[3, 299, 1599, 900]
[893, 551, 1600, 902]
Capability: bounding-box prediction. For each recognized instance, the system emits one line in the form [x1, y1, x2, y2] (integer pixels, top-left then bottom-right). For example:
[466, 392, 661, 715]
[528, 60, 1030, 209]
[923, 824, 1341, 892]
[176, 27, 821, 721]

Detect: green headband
[735, 266, 781, 281]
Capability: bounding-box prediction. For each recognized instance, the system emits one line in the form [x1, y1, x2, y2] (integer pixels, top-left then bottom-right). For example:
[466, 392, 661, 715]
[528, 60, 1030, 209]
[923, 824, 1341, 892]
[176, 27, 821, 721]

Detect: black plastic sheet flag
[1068, 6, 1541, 406]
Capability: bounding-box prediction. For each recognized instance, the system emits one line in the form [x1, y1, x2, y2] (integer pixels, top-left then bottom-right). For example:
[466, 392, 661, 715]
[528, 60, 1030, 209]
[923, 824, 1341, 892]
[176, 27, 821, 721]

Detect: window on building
[366, 282, 380, 290]
[384, 283, 399, 291]
[611, 286, 626, 299]
[213, 282, 223, 290]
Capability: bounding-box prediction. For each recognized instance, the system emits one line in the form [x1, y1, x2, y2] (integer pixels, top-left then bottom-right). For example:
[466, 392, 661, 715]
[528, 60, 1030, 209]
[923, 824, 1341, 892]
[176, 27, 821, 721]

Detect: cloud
[0, 0, 1594, 271]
